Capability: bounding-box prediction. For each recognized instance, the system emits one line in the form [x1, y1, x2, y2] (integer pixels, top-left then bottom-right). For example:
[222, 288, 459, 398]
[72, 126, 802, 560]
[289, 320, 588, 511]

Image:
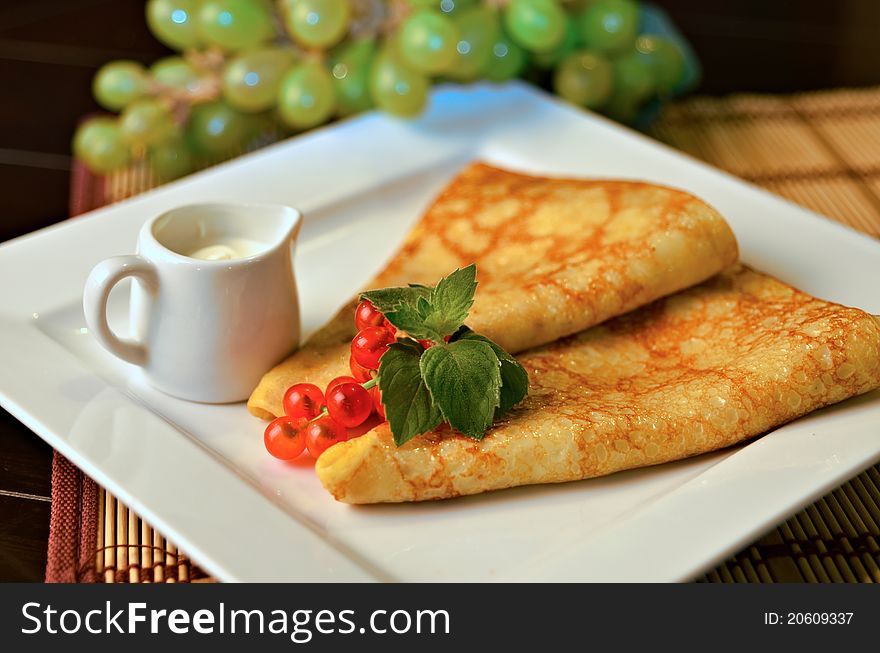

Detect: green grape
[281, 0, 350, 49]
[150, 138, 194, 180]
[612, 50, 655, 103]
[438, 0, 476, 16]
[187, 100, 250, 154]
[146, 0, 202, 49]
[602, 89, 640, 124]
[398, 11, 459, 74]
[277, 62, 337, 129]
[242, 109, 277, 139]
[119, 100, 178, 147]
[533, 15, 579, 68]
[73, 117, 131, 174]
[484, 34, 527, 82]
[330, 39, 376, 116]
[578, 0, 638, 55]
[92, 61, 148, 111]
[198, 0, 273, 51]
[447, 5, 499, 81]
[503, 0, 566, 54]
[223, 48, 294, 113]
[73, 117, 109, 158]
[634, 35, 685, 94]
[552, 50, 613, 109]
[407, 0, 475, 15]
[368, 49, 429, 118]
[151, 56, 201, 92]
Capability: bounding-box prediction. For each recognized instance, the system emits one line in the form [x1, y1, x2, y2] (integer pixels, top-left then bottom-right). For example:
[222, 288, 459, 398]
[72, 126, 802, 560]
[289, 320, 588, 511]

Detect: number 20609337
[764, 612, 853, 625]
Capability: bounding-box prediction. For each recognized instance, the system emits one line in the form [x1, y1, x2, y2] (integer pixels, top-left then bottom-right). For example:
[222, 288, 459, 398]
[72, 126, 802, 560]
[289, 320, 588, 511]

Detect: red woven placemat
[45, 452, 98, 582]
[45, 161, 102, 582]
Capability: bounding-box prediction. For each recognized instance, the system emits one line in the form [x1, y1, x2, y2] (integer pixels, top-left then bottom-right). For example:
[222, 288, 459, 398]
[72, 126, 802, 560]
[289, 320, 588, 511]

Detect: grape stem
[380, 0, 411, 36]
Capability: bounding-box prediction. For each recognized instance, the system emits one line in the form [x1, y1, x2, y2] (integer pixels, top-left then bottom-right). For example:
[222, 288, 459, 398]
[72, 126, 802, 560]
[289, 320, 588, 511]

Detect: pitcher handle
[83, 255, 158, 366]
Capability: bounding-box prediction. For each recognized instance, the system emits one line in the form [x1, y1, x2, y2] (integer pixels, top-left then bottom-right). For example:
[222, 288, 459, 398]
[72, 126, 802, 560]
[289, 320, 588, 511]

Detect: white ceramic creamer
[83, 203, 302, 403]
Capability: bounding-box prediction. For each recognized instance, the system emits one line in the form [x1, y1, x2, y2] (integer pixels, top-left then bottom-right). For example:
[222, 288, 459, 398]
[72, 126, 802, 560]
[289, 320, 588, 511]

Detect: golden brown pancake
[249, 162, 738, 419]
[316, 266, 880, 503]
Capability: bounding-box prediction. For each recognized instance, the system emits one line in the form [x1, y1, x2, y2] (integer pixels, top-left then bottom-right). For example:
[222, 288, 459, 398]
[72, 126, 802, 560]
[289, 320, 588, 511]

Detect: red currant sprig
[264, 299, 404, 461]
[266, 376, 379, 460]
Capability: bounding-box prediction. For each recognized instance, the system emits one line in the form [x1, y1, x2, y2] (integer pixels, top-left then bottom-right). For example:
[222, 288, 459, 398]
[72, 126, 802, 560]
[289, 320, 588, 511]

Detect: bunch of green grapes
[73, 0, 689, 178]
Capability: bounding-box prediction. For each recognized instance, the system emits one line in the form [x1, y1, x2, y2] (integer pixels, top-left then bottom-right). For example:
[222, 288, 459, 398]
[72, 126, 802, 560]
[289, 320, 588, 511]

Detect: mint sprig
[367, 265, 529, 446]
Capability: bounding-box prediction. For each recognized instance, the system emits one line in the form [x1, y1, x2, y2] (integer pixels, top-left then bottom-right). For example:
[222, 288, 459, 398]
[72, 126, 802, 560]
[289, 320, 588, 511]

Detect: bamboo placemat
[71, 86, 880, 583]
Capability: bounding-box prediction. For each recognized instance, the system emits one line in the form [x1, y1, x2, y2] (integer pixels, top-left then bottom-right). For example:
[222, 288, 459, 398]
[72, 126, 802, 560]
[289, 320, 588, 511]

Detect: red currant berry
[351, 326, 394, 370]
[371, 386, 386, 420]
[418, 339, 434, 350]
[305, 415, 347, 458]
[264, 415, 308, 460]
[349, 355, 373, 383]
[326, 382, 373, 428]
[355, 300, 385, 331]
[444, 335, 451, 343]
[383, 318, 397, 336]
[326, 375, 358, 396]
[282, 383, 325, 420]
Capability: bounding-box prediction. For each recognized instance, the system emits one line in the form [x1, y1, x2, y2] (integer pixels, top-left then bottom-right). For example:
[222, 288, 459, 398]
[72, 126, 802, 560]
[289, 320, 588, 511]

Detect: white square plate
[1, 83, 878, 582]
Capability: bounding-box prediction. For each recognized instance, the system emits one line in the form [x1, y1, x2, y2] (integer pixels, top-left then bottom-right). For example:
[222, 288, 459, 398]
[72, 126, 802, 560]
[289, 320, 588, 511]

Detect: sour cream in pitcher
[186, 237, 267, 261]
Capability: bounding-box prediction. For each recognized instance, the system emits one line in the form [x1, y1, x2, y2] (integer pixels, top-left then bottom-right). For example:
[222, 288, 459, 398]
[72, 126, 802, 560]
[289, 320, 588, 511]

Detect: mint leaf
[378, 341, 442, 446]
[416, 296, 431, 318]
[422, 264, 477, 339]
[420, 339, 501, 439]
[363, 266, 476, 342]
[458, 330, 529, 415]
[446, 324, 473, 342]
[360, 286, 431, 314]
[383, 304, 444, 341]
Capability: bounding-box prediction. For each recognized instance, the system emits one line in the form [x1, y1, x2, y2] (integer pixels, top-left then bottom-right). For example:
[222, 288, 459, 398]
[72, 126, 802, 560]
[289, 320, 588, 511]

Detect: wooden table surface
[1, 0, 879, 582]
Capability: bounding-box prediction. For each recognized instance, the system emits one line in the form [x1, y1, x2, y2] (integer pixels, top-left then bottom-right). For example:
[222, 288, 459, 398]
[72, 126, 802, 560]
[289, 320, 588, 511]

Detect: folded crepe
[249, 162, 880, 504]
[316, 265, 880, 503]
[249, 162, 738, 419]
